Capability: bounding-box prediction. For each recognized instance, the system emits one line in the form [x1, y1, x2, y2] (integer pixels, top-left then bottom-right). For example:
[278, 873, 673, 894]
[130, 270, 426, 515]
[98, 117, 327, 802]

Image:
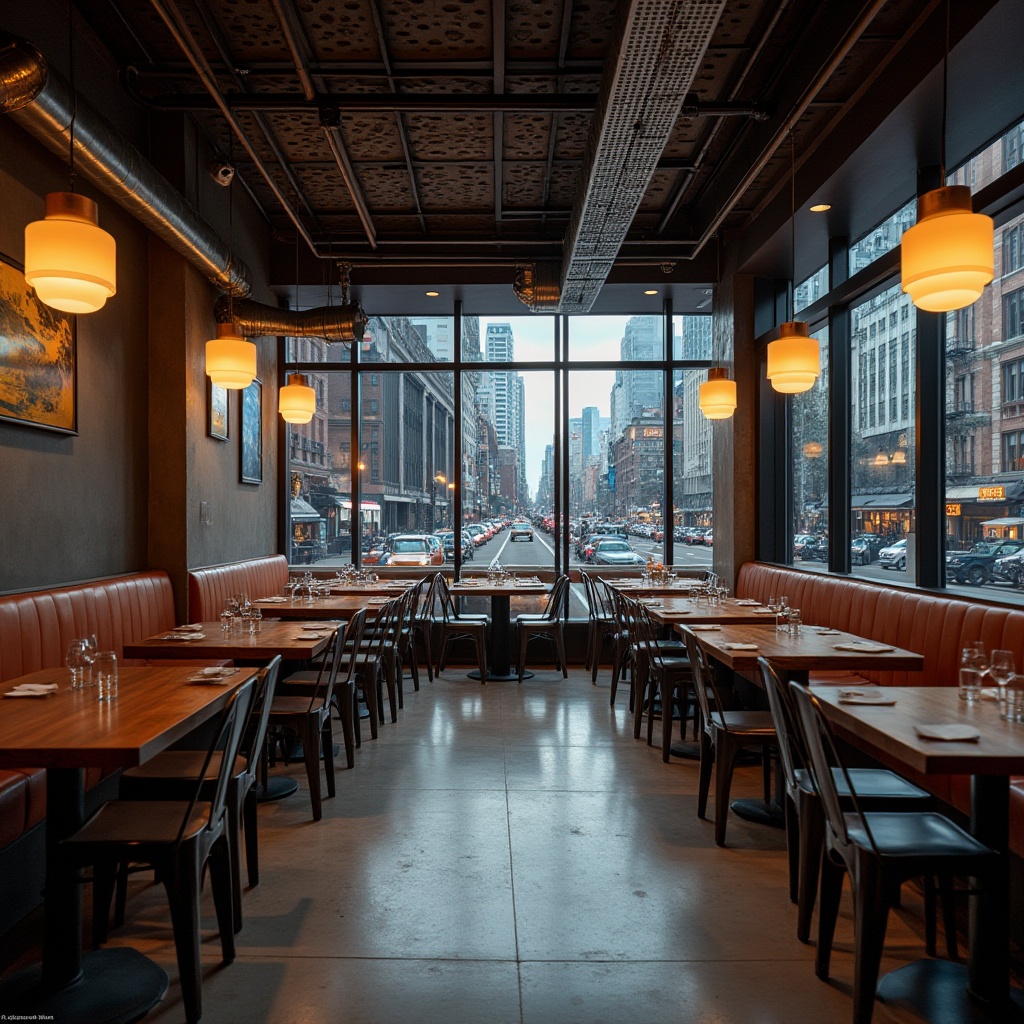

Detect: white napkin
[834, 642, 894, 653]
[172, 623, 204, 632]
[838, 691, 897, 705]
[5, 682, 60, 697]
[690, 625, 720, 631]
[816, 629, 842, 636]
[187, 667, 239, 682]
[753, 609, 776, 614]
[734, 599, 761, 606]
[161, 632, 206, 641]
[914, 723, 980, 742]
[256, 596, 287, 603]
[724, 642, 758, 651]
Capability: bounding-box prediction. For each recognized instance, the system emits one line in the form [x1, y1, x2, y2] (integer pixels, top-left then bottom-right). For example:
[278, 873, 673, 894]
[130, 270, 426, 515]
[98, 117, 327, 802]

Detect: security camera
[209, 161, 235, 187]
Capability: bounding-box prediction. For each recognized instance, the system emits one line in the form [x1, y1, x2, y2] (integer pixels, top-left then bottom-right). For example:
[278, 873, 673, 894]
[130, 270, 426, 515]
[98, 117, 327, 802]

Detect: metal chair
[433, 573, 489, 683]
[789, 682, 996, 1024]
[515, 574, 569, 683]
[581, 570, 616, 682]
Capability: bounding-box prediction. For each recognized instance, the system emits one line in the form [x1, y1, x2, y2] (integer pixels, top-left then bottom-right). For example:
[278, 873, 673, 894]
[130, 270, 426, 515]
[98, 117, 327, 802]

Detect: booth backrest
[0, 571, 176, 681]
[735, 562, 1024, 687]
[188, 555, 290, 622]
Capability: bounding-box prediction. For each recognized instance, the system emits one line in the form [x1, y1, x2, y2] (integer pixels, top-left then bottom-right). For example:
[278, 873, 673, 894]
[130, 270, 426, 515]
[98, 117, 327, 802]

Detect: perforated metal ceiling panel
[558, 0, 726, 311]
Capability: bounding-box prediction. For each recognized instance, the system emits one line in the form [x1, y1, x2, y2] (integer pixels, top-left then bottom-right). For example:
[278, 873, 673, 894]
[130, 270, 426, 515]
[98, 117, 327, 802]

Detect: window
[1005, 225, 1023, 275]
[794, 265, 828, 314]
[878, 343, 887, 424]
[901, 335, 911, 419]
[1004, 431, 1024, 472]
[889, 346, 898, 420]
[1004, 122, 1024, 173]
[368, 399, 380, 414]
[370, 374, 380, 385]
[1004, 288, 1024, 340]
[849, 199, 916, 276]
[1004, 359, 1024, 403]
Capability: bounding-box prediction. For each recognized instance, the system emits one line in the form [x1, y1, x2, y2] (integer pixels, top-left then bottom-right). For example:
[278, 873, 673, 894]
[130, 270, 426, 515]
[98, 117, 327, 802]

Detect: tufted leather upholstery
[736, 563, 1024, 849]
[188, 555, 290, 622]
[0, 571, 178, 855]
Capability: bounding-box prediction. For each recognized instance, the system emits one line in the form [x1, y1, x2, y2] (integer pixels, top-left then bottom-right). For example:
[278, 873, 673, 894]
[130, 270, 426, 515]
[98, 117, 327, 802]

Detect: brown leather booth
[188, 554, 290, 622]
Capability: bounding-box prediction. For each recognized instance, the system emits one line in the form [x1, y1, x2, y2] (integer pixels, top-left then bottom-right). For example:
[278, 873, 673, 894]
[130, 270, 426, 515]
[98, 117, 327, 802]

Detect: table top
[814, 686, 1024, 776]
[648, 597, 780, 625]
[449, 578, 548, 597]
[683, 622, 924, 674]
[122, 620, 335, 661]
[253, 594, 386, 619]
[603, 579, 702, 596]
[0, 665, 255, 770]
[326, 579, 420, 595]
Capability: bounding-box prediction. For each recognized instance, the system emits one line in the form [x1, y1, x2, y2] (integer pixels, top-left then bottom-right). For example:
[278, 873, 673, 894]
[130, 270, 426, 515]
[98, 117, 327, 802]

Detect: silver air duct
[215, 294, 368, 344]
[0, 31, 251, 297]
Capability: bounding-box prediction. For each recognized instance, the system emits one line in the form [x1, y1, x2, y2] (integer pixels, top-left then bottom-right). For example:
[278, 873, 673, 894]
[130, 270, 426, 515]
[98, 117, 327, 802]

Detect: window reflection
[790, 326, 829, 571]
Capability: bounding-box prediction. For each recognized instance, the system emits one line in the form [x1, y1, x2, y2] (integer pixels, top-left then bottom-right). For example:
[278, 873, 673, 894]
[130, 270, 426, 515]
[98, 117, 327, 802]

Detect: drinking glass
[252, 607, 262, 634]
[220, 609, 233, 634]
[776, 595, 790, 633]
[990, 650, 1016, 703]
[788, 608, 802, 637]
[958, 666, 982, 703]
[80, 634, 98, 686]
[94, 651, 118, 701]
[66, 640, 88, 689]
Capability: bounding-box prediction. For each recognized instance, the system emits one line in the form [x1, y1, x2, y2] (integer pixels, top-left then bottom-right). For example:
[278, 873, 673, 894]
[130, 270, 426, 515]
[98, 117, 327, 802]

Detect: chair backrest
[757, 656, 803, 798]
[240, 655, 282, 779]
[435, 574, 460, 625]
[592, 576, 617, 621]
[329, 609, 367, 695]
[789, 683, 877, 858]
[177, 676, 257, 845]
[680, 628, 727, 732]
[541, 575, 570, 622]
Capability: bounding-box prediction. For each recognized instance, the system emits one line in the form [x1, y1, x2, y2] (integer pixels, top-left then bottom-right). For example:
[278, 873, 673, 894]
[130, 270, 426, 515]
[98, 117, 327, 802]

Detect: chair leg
[784, 795, 800, 905]
[243, 791, 259, 889]
[477, 632, 487, 684]
[337, 682, 356, 769]
[761, 746, 773, 804]
[554, 626, 568, 679]
[383, 657, 398, 723]
[816, 852, 845, 980]
[164, 856, 204, 1024]
[208, 837, 237, 963]
[92, 861, 118, 944]
[851, 862, 890, 1024]
[633, 660, 650, 740]
[226, 785, 244, 933]
[361, 669, 380, 739]
[797, 791, 825, 944]
[939, 874, 959, 960]
[301, 719, 323, 821]
[407, 646, 420, 692]
[697, 730, 714, 820]
[610, 644, 622, 706]
[321, 718, 336, 798]
[713, 737, 739, 847]
[518, 627, 528, 685]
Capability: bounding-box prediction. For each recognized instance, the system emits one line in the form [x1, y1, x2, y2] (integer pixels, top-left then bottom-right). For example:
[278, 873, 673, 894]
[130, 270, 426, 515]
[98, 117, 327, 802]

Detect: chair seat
[123, 750, 245, 782]
[270, 695, 329, 715]
[846, 811, 995, 860]
[65, 800, 212, 847]
[795, 767, 930, 801]
[718, 710, 776, 734]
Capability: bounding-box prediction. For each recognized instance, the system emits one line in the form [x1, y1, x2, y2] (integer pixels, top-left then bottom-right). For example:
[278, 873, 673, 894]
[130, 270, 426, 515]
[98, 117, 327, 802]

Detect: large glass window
[849, 199, 916, 277]
[789, 325, 829, 571]
[850, 284, 916, 578]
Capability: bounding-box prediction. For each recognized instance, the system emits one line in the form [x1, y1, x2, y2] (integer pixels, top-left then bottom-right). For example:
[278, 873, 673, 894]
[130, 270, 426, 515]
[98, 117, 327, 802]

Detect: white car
[878, 538, 907, 571]
[510, 521, 534, 542]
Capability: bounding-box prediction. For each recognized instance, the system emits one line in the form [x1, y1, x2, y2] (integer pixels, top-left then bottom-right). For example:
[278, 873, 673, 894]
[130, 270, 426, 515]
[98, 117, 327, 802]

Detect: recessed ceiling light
[425, 290, 440, 297]
[644, 289, 658, 295]
[809, 203, 831, 213]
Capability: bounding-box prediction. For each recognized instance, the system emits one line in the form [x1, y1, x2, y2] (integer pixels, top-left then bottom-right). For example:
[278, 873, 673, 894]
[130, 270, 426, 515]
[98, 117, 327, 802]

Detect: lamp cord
[790, 133, 796, 321]
[227, 135, 234, 320]
[68, 1, 76, 193]
[940, 0, 949, 181]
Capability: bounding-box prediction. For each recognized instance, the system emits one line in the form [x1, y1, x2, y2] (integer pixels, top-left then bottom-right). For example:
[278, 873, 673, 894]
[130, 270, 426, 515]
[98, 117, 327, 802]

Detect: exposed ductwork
[215, 294, 368, 345]
[513, 262, 562, 312]
[0, 31, 252, 297]
[558, 0, 726, 313]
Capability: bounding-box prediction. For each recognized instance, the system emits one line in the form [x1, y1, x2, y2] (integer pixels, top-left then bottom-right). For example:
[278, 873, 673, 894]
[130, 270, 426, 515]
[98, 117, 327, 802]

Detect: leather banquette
[735, 562, 1024, 850]
[0, 571, 178, 930]
[188, 554, 290, 622]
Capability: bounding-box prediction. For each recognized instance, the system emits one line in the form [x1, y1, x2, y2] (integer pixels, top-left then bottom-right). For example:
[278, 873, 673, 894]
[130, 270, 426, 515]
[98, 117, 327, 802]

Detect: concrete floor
[2, 668, 955, 1023]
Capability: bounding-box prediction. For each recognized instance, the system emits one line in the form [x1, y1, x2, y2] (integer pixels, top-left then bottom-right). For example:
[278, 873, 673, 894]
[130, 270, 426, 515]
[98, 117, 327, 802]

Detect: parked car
[423, 534, 445, 564]
[435, 530, 474, 561]
[684, 528, 707, 545]
[363, 532, 399, 565]
[850, 534, 887, 565]
[510, 520, 534, 542]
[465, 524, 488, 546]
[800, 539, 829, 562]
[878, 538, 908, 570]
[993, 549, 1024, 587]
[589, 538, 647, 566]
[946, 540, 1024, 586]
[793, 534, 818, 558]
[385, 535, 437, 567]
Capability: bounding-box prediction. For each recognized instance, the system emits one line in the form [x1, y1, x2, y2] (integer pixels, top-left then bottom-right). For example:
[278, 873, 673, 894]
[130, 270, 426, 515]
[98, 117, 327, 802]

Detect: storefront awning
[383, 495, 417, 504]
[945, 482, 1024, 502]
[852, 493, 913, 509]
[290, 497, 324, 522]
[981, 517, 1024, 528]
[339, 499, 381, 511]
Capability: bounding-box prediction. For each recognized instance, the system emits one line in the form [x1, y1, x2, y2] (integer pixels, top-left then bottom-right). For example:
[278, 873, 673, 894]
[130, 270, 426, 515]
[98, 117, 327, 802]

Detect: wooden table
[123, 619, 335, 662]
[603, 579, 702, 597]
[448, 579, 548, 680]
[253, 594, 384, 620]
[814, 687, 1024, 1023]
[648, 597, 780, 626]
[0, 665, 254, 1023]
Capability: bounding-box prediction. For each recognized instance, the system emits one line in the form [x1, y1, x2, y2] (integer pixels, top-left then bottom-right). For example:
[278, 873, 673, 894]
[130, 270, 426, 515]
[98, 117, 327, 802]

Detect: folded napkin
[367, 597, 390, 605]
[914, 723, 980, 742]
[256, 596, 287, 603]
[724, 642, 759, 651]
[186, 667, 239, 683]
[838, 690, 897, 706]
[753, 609, 776, 614]
[642, 599, 663, 607]
[160, 632, 206, 641]
[734, 599, 762, 606]
[690, 624, 720, 632]
[816, 629, 842, 636]
[301, 622, 340, 630]
[172, 623, 204, 632]
[5, 682, 60, 697]
[834, 642, 894, 653]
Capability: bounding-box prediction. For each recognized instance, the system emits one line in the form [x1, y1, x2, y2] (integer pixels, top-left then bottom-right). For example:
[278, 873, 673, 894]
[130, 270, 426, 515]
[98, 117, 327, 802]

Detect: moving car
[589, 538, 647, 566]
[510, 521, 534, 542]
[878, 538, 908, 571]
[850, 534, 887, 565]
[385, 535, 438, 567]
[946, 540, 1024, 586]
[465, 524, 488, 546]
[435, 530, 474, 561]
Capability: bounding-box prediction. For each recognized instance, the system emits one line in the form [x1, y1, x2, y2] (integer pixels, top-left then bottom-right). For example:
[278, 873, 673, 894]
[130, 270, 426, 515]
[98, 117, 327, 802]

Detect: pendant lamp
[207, 322, 257, 389]
[699, 367, 737, 419]
[279, 373, 316, 423]
[901, 1, 993, 312]
[24, 12, 115, 314]
[767, 136, 820, 395]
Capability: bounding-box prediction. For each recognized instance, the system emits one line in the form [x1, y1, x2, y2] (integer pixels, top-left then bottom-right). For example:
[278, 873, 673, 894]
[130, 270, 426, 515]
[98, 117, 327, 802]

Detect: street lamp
[432, 474, 447, 532]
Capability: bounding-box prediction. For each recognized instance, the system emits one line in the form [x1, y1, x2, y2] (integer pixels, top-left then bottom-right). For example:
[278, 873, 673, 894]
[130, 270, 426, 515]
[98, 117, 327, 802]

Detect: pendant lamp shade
[24, 193, 116, 314]
[279, 373, 316, 423]
[206, 322, 257, 389]
[699, 367, 737, 420]
[901, 186, 993, 312]
[767, 321, 820, 394]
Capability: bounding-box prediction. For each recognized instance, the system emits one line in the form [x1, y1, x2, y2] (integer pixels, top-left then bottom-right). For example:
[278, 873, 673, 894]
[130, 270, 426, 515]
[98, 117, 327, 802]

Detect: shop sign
[945, 503, 961, 516]
[642, 427, 662, 438]
[979, 486, 1006, 501]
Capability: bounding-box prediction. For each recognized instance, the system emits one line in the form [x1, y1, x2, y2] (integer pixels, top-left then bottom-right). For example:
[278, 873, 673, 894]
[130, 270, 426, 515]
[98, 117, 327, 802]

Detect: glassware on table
[252, 607, 262, 634]
[776, 596, 790, 633]
[990, 650, 1015, 703]
[220, 609, 233, 634]
[787, 608, 802, 637]
[80, 634, 99, 686]
[1002, 685, 1024, 722]
[66, 639, 89, 689]
[94, 650, 118, 701]
[958, 666, 983, 703]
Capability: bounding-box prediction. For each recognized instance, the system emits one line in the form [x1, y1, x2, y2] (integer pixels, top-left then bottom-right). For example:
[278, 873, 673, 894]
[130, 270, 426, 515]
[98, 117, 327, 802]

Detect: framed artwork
[208, 379, 229, 441]
[0, 252, 77, 435]
[240, 377, 262, 484]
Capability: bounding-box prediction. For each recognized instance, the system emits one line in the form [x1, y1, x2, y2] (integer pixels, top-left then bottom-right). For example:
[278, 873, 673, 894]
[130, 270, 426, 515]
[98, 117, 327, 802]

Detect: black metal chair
[789, 682, 996, 1024]
[580, 570, 616, 683]
[757, 658, 955, 954]
[62, 676, 257, 1024]
[515, 574, 570, 683]
[433, 573, 489, 683]
[681, 627, 776, 847]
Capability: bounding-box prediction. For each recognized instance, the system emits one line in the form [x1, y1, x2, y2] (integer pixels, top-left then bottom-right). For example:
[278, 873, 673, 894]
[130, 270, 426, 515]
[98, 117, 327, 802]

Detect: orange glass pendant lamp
[767, 321, 820, 394]
[699, 367, 737, 419]
[279, 373, 316, 423]
[206, 322, 257, 389]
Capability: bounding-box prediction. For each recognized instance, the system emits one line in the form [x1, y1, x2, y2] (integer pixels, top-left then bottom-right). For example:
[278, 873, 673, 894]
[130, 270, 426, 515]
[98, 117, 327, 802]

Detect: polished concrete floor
[3, 668, 957, 1023]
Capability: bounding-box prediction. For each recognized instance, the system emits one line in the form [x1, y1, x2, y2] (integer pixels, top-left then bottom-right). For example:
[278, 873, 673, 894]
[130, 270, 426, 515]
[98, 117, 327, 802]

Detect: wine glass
[80, 633, 98, 685]
[66, 639, 88, 689]
[990, 650, 1016, 702]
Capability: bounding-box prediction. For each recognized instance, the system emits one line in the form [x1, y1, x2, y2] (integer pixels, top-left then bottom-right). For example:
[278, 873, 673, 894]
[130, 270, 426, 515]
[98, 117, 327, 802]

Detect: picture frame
[0, 251, 77, 435]
[240, 377, 262, 484]
[208, 379, 229, 441]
